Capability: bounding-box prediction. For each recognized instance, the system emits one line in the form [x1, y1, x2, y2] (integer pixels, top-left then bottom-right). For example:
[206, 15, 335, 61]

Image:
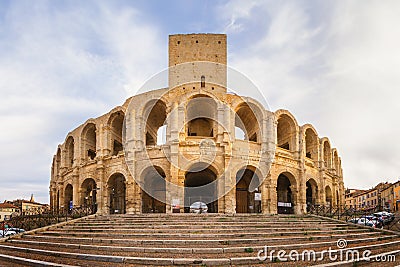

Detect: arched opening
[142, 166, 166, 213]
[325, 185, 332, 207]
[144, 100, 167, 146]
[235, 103, 260, 142]
[81, 178, 97, 213]
[236, 168, 261, 213]
[187, 95, 216, 137]
[56, 148, 61, 174]
[82, 123, 96, 160]
[64, 184, 73, 211]
[333, 151, 340, 172]
[323, 141, 332, 168]
[306, 179, 318, 211]
[157, 125, 167, 145]
[184, 163, 218, 213]
[201, 75, 205, 88]
[65, 137, 74, 168]
[234, 127, 245, 140]
[109, 112, 124, 156]
[277, 114, 296, 151]
[108, 173, 126, 214]
[277, 173, 296, 214]
[305, 128, 318, 160]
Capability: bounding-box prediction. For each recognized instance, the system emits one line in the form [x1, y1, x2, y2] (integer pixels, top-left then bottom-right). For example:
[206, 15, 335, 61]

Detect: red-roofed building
[0, 202, 19, 222]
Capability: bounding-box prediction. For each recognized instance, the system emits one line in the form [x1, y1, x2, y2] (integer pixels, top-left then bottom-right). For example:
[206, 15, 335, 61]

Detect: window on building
[201, 75, 205, 88]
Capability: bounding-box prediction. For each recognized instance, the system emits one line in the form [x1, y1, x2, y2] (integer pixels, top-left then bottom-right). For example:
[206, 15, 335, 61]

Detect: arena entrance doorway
[108, 173, 126, 214]
[184, 164, 218, 213]
[277, 173, 295, 214]
[236, 168, 262, 213]
[142, 166, 166, 213]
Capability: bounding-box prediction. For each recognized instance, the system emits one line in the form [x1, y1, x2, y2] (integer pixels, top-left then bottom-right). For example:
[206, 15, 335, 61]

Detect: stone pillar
[320, 175, 326, 205]
[58, 182, 64, 211]
[126, 179, 135, 214]
[101, 124, 111, 157]
[291, 185, 301, 215]
[269, 180, 278, 214]
[298, 175, 307, 214]
[102, 183, 110, 215]
[218, 173, 225, 214]
[72, 174, 79, 207]
[261, 179, 270, 214]
[177, 171, 185, 213]
[165, 175, 172, 214]
[224, 165, 235, 214]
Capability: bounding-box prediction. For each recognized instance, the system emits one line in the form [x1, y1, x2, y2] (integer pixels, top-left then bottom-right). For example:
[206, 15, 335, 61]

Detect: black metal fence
[1, 206, 94, 238]
[308, 204, 399, 231]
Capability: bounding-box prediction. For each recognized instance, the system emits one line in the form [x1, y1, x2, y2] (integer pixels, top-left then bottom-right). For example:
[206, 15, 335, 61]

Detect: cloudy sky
[0, 0, 399, 204]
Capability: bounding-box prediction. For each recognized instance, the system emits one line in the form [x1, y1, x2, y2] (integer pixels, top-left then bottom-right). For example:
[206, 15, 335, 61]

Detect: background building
[0, 202, 19, 222]
[6, 195, 49, 215]
[345, 181, 399, 212]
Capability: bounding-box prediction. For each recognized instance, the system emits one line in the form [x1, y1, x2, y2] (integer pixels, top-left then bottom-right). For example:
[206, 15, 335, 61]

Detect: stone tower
[168, 33, 227, 89]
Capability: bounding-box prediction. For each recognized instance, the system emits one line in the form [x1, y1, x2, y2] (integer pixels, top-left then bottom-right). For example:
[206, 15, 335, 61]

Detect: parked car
[0, 229, 17, 237]
[381, 211, 395, 222]
[348, 218, 359, 224]
[368, 217, 383, 229]
[7, 228, 25, 234]
[356, 217, 376, 227]
[189, 201, 208, 213]
[349, 216, 382, 228]
[373, 212, 391, 225]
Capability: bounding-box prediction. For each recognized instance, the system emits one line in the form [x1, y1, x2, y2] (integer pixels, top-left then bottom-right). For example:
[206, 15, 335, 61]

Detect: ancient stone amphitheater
[47, 34, 345, 216]
[4, 34, 398, 266]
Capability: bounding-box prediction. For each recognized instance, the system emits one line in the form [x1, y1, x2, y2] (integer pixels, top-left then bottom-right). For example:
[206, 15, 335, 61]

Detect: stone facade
[50, 33, 345, 215]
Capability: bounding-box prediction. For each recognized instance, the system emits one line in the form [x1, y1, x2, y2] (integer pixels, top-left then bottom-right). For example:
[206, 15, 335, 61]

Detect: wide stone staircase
[1, 214, 400, 266]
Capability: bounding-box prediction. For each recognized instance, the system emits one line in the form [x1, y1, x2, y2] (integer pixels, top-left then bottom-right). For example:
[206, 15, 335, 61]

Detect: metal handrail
[1, 206, 94, 237]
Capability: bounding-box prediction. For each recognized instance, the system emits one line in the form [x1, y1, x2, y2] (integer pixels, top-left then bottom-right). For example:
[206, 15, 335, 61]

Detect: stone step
[4, 214, 399, 266]
[7, 239, 400, 259]
[82, 218, 323, 223]
[56, 226, 344, 233]
[8, 235, 398, 255]
[0, 253, 78, 267]
[61, 222, 350, 228]
[1, 241, 400, 266]
[23, 231, 382, 246]
[70, 222, 349, 228]
[39, 228, 368, 239]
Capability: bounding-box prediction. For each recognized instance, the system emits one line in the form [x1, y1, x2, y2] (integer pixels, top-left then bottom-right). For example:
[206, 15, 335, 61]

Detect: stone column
[218, 172, 225, 214]
[177, 171, 185, 213]
[224, 163, 235, 214]
[261, 179, 270, 214]
[298, 176, 307, 214]
[268, 180, 278, 214]
[291, 185, 301, 215]
[72, 174, 79, 207]
[58, 182, 64, 212]
[126, 179, 135, 214]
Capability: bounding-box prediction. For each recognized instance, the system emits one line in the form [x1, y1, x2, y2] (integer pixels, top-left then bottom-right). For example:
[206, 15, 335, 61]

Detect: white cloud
[217, 0, 264, 33]
[0, 1, 163, 203]
[221, 1, 400, 189]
